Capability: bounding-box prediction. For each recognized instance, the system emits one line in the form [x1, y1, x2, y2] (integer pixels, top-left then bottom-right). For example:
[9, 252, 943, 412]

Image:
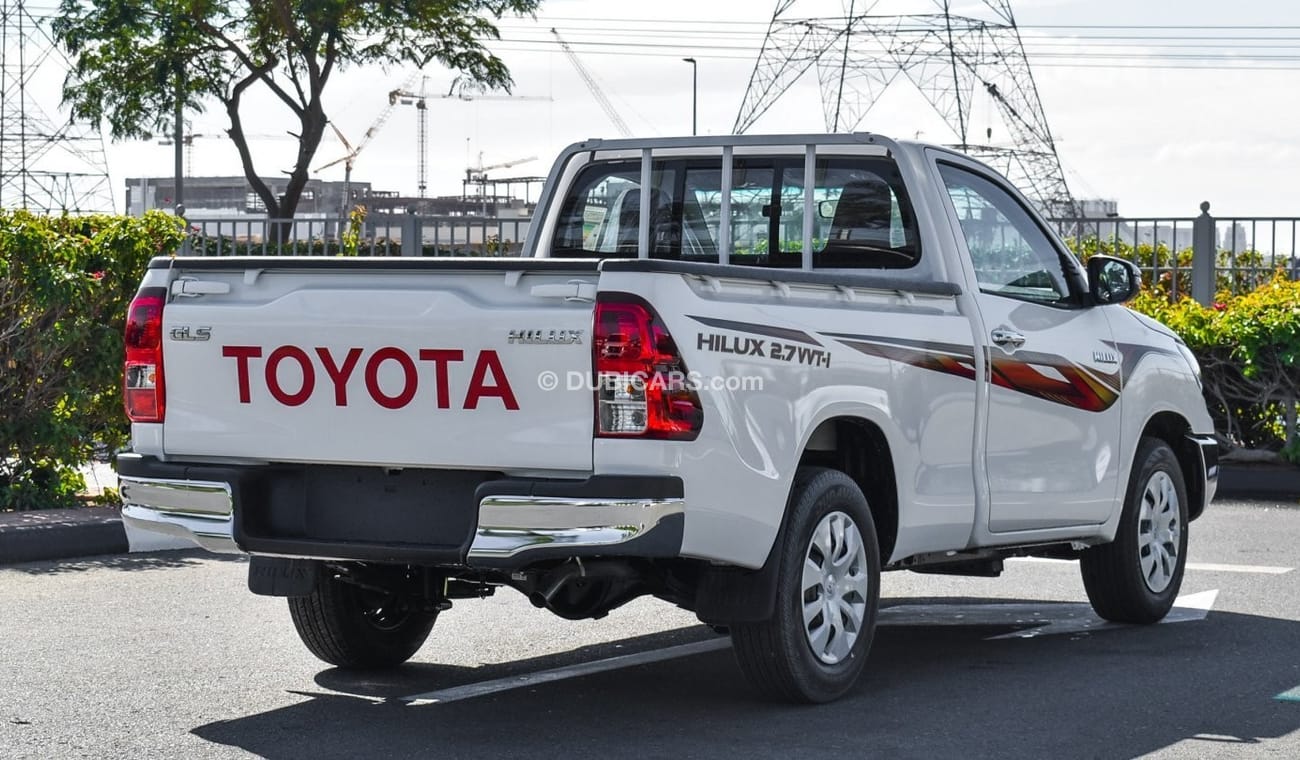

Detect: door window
[938, 163, 1076, 304]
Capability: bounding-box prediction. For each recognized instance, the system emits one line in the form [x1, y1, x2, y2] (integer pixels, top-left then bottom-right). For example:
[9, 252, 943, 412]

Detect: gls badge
[507, 329, 583, 345]
[170, 326, 212, 342]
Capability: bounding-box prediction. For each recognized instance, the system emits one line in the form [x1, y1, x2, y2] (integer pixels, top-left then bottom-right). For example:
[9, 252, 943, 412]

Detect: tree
[53, 0, 541, 225]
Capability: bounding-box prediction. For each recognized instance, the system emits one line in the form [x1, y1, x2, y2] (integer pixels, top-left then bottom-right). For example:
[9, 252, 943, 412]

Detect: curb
[1215, 463, 1300, 501]
[0, 507, 194, 565]
[0, 507, 128, 564]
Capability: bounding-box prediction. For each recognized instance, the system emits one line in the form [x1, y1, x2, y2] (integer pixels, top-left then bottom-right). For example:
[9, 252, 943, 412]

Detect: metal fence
[182, 214, 531, 258]
[1049, 202, 1300, 304]
[181, 203, 1299, 307]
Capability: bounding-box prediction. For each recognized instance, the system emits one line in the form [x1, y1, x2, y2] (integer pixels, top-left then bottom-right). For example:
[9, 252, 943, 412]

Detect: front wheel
[288, 569, 437, 668]
[731, 467, 882, 703]
[1081, 437, 1189, 623]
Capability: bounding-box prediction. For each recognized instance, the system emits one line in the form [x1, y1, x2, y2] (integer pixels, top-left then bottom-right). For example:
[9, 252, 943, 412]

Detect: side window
[938, 163, 1075, 303]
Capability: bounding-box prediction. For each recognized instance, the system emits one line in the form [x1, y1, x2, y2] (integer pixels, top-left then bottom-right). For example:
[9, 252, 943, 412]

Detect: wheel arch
[799, 416, 900, 562]
[1140, 410, 1207, 521]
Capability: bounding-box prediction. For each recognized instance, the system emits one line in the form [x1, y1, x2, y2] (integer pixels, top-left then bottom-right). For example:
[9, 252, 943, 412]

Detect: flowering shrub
[1127, 274, 1300, 452]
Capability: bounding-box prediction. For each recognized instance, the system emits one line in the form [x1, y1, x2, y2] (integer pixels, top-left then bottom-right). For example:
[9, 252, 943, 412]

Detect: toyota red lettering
[221, 345, 518, 410]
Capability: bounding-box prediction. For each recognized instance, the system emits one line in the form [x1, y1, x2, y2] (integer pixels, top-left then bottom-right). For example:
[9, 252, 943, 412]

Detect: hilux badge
[1092, 349, 1118, 365]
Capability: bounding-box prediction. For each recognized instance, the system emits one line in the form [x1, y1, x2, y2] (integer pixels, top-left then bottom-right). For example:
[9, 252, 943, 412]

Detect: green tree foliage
[1, 211, 183, 510]
[53, 0, 542, 224]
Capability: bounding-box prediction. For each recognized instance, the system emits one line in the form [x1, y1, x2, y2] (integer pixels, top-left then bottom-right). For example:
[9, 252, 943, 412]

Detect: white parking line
[1185, 562, 1293, 575]
[1008, 557, 1292, 574]
[403, 638, 732, 706]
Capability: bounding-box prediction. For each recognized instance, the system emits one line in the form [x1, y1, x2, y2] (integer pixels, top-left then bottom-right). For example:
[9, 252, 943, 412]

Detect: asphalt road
[2, 498, 1298, 759]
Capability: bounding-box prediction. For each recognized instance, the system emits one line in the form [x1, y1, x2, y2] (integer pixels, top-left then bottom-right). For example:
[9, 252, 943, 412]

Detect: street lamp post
[682, 57, 697, 136]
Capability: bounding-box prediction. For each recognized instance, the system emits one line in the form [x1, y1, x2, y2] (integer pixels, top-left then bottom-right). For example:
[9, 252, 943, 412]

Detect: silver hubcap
[802, 511, 870, 665]
[1138, 471, 1181, 593]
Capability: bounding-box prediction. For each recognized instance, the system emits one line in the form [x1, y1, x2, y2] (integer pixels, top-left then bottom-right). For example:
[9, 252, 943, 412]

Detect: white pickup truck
[119, 134, 1217, 703]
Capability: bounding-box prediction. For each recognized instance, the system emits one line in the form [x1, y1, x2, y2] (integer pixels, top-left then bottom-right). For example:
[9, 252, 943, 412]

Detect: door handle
[990, 328, 1026, 350]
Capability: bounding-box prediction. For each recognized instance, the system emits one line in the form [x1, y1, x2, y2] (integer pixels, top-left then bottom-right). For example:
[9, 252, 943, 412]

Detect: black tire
[731, 467, 882, 703]
[1081, 437, 1189, 624]
[288, 571, 437, 668]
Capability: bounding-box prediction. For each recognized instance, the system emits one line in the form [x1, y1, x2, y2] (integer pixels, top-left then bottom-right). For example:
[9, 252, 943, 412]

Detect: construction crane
[159, 130, 295, 176]
[441, 75, 553, 103]
[389, 75, 431, 197]
[465, 154, 537, 186]
[551, 28, 632, 138]
[316, 71, 419, 212]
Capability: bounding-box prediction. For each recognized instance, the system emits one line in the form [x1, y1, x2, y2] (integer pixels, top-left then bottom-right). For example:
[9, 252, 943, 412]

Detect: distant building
[1076, 198, 1119, 218]
[125, 176, 368, 218]
[1220, 222, 1251, 254]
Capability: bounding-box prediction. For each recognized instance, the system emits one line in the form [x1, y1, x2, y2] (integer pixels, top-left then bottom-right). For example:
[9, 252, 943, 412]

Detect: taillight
[124, 286, 167, 422]
[594, 294, 702, 439]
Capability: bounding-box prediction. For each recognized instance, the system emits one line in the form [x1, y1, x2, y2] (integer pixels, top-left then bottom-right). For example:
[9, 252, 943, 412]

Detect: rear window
[549, 155, 920, 269]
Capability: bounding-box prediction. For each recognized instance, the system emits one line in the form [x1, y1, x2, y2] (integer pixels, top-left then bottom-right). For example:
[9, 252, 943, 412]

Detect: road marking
[877, 589, 1217, 640]
[403, 638, 731, 706]
[403, 591, 1220, 705]
[983, 589, 1217, 639]
[1186, 562, 1292, 575]
[1277, 686, 1300, 703]
[1008, 557, 1292, 574]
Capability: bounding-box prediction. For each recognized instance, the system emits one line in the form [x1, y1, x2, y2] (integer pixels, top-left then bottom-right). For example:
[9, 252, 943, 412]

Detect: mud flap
[248, 557, 320, 597]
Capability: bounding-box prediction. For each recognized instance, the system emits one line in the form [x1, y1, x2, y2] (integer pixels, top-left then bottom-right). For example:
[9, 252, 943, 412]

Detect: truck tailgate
[159, 262, 595, 471]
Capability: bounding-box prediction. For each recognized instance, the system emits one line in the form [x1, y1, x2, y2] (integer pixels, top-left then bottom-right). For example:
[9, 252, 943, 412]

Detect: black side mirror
[1087, 255, 1141, 305]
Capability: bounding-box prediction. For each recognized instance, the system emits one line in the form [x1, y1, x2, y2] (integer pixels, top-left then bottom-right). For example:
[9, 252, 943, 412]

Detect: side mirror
[1087, 255, 1141, 305]
[818, 200, 837, 219]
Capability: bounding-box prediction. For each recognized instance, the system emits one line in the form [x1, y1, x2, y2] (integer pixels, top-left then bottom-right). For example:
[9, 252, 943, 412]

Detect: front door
[936, 160, 1123, 532]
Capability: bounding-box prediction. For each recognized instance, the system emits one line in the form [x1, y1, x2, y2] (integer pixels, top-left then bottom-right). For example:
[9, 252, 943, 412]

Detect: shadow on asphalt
[190, 601, 1300, 759]
[1, 548, 246, 576]
[313, 627, 723, 699]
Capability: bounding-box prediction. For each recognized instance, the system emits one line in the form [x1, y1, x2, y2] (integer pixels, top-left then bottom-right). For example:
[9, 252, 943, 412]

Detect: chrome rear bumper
[119, 474, 240, 554]
[117, 455, 683, 565]
[467, 494, 684, 561]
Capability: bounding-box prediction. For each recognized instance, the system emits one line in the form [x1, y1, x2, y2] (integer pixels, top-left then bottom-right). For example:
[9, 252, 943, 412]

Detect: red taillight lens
[593, 295, 702, 439]
[124, 287, 167, 422]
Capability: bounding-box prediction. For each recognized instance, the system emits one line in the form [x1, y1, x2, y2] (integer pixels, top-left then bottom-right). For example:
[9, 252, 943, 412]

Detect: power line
[496, 36, 1300, 66]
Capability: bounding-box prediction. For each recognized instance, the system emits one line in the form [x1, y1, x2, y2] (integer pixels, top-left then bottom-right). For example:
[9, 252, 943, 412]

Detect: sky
[41, 0, 1300, 217]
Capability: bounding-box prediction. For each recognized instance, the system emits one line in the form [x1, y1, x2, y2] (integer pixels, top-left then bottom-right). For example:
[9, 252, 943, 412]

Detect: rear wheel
[1081, 437, 1189, 623]
[288, 569, 437, 668]
[731, 467, 881, 703]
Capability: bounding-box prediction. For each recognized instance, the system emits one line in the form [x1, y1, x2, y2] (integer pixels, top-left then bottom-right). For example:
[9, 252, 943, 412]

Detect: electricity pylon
[1, 0, 114, 213]
[736, 0, 1078, 217]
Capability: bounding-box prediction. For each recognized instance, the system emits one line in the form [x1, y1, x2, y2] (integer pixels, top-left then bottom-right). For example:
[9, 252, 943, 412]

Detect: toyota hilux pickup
[118, 133, 1217, 703]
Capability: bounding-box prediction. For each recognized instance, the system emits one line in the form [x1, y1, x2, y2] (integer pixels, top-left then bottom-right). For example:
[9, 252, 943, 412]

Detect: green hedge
[1, 210, 183, 510]
[1064, 237, 1299, 457]
[1127, 275, 1300, 458]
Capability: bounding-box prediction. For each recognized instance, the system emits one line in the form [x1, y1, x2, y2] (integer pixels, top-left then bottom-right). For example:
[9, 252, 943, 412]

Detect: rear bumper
[117, 454, 683, 567]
